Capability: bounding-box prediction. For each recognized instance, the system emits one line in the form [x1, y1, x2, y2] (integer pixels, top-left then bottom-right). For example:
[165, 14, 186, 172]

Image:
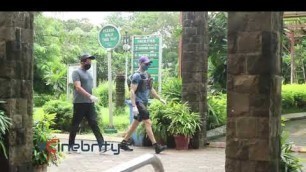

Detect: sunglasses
[144, 63, 151, 66]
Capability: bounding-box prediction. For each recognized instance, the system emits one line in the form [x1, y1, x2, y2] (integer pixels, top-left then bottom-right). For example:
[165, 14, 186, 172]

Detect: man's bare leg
[123, 120, 140, 141]
[120, 120, 140, 151]
[143, 119, 166, 154]
[143, 119, 156, 144]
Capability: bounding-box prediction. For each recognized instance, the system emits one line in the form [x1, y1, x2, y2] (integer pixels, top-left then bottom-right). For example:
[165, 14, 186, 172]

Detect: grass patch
[98, 106, 130, 133]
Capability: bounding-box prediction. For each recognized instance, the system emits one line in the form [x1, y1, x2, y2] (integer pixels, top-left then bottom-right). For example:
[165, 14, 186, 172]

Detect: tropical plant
[42, 100, 73, 132]
[148, 100, 172, 143]
[161, 77, 182, 103]
[33, 110, 63, 167]
[207, 93, 227, 130]
[207, 12, 228, 93]
[280, 117, 303, 172]
[93, 81, 115, 107]
[43, 61, 67, 99]
[0, 110, 11, 159]
[165, 102, 201, 137]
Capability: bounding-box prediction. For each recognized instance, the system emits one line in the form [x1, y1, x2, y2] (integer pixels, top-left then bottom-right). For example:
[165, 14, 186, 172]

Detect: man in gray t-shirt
[68, 53, 104, 153]
[72, 67, 94, 103]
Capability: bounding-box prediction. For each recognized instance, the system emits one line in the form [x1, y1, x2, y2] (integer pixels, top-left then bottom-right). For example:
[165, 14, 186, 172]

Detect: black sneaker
[119, 140, 133, 151]
[154, 144, 167, 154]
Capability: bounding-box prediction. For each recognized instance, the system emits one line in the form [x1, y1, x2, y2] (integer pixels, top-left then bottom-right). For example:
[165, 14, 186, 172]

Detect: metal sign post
[98, 24, 121, 133]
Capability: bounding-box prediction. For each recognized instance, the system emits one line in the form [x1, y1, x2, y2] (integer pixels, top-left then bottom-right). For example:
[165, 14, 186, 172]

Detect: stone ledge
[291, 145, 306, 153]
[207, 125, 226, 140]
[282, 113, 306, 121]
[208, 142, 226, 148]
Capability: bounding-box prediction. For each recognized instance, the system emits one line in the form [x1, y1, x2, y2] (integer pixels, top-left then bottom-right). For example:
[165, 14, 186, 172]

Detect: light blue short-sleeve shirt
[131, 72, 151, 104]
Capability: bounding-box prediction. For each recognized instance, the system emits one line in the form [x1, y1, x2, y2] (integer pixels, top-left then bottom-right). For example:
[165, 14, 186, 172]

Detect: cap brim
[88, 56, 96, 60]
[143, 60, 151, 64]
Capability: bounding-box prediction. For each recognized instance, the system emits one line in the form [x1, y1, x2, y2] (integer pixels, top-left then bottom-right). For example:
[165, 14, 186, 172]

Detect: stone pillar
[226, 12, 283, 171]
[181, 12, 209, 148]
[0, 12, 34, 172]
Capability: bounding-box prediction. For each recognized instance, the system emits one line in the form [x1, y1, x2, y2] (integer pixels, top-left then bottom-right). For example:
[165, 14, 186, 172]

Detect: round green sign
[98, 25, 121, 49]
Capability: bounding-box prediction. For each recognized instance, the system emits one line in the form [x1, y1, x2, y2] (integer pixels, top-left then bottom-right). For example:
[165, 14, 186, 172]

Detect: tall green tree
[207, 12, 228, 93]
[34, 13, 65, 94]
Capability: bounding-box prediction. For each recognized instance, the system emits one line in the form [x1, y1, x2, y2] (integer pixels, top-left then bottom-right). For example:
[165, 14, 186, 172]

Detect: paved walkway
[48, 138, 225, 172]
[47, 112, 306, 172]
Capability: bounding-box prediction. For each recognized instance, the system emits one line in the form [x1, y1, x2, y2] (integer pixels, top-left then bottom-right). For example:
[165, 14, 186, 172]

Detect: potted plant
[164, 102, 201, 150]
[0, 109, 11, 159]
[149, 100, 172, 145]
[32, 109, 63, 172]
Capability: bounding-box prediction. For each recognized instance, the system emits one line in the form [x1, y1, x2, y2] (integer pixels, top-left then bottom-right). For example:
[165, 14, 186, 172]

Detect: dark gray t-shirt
[131, 72, 151, 104]
[72, 68, 93, 103]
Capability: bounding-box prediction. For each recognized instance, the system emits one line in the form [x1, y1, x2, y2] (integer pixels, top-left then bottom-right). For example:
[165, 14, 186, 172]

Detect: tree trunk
[115, 74, 125, 108]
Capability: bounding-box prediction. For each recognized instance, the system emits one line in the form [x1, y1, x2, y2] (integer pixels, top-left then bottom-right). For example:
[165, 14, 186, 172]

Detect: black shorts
[133, 102, 149, 122]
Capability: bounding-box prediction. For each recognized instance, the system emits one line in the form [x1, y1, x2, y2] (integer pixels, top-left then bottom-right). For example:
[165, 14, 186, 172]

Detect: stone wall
[226, 12, 283, 172]
[181, 12, 209, 148]
[0, 12, 34, 172]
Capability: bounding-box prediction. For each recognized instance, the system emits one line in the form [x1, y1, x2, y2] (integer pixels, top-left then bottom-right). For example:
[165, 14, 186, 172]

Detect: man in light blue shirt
[120, 56, 167, 154]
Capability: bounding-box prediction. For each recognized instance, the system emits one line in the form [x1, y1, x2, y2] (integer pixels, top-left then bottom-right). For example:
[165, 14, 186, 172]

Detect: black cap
[80, 53, 96, 62]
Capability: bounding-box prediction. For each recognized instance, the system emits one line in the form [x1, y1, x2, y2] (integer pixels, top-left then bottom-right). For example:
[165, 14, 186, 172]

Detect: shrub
[33, 111, 63, 167]
[0, 110, 11, 159]
[280, 117, 303, 172]
[33, 94, 55, 107]
[161, 77, 182, 103]
[42, 100, 73, 132]
[282, 84, 306, 113]
[207, 93, 227, 130]
[93, 81, 115, 107]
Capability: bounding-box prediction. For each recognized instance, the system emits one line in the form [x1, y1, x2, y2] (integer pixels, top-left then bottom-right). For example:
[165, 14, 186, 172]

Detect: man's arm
[151, 87, 166, 104]
[151, 87, 161, 100]
[130, 83, 138, 107]
[72, 70, 97, 102]
[74, 81, 91, 99]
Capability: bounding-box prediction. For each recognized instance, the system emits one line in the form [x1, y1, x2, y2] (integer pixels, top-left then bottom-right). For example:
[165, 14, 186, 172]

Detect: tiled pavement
[48, 138, 225, 172]
[48, 113, 306, 172]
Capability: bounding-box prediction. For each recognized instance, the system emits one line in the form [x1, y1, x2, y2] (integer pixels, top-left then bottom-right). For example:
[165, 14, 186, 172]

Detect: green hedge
[207, 94, 227, 130]
[42, 100, 73, 132]
[93, 81, 115, 107]
[282, 84, 306, 114]
[33, 94, 55, 107]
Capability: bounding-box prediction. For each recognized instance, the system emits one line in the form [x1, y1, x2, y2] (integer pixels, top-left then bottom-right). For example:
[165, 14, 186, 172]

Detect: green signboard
[132, 35, 162, 92]
[134, 45, 159, 52]
[134, 52, 159, 59]
[98, 25, 121, 49]
[134, 37, 159, 44]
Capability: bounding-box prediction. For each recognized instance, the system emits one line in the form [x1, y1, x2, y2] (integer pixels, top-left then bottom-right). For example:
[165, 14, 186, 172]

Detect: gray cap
[80, 53, 96, 62]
